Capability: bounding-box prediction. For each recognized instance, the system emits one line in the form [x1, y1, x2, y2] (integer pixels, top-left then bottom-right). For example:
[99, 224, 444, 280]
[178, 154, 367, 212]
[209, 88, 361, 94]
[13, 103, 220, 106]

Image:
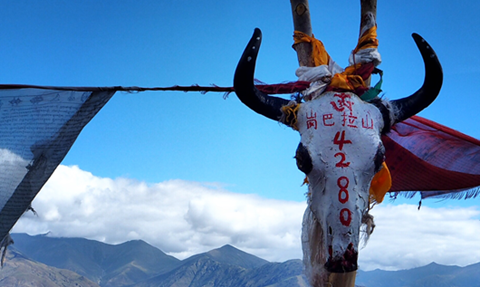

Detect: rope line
[0, 81, 311, 95]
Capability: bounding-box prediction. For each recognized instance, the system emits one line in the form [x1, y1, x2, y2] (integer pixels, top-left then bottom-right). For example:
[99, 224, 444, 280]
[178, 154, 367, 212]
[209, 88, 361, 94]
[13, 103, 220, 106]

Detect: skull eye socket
[295, 143, 313, 175]
[373, 144, 386, 173]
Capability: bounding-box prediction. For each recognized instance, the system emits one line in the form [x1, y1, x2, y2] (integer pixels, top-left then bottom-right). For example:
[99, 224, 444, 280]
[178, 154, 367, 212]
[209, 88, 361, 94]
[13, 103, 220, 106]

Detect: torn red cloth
[383, 115, 480, 199]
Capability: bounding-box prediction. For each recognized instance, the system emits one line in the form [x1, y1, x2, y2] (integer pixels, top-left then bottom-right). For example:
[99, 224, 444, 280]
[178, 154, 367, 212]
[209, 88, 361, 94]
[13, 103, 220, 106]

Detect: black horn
[391, 33, 443, 124]
[234, 28, 290, 121]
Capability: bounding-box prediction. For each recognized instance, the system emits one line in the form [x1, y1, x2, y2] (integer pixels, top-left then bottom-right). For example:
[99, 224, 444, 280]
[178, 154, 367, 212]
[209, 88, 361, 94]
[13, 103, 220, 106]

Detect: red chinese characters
[328, 93, 358, 228]
[362, 112, 374, 129]
[306, 110, 318, 130]
[341, 112, 358, 128]
[323, 113, 334, 126]
[325, 93, 375, 129]
[309, 93, 376, 228]
[330, 93, 354, 113]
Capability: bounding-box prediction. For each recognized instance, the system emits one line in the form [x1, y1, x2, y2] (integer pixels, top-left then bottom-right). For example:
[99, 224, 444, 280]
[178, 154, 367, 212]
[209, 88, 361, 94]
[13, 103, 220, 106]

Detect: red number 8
[337, 176, 349, 204]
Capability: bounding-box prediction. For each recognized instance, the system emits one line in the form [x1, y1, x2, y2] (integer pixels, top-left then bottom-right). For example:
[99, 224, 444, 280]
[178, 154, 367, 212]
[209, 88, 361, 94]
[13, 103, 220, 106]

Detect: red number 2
[334, 152, 350, 168]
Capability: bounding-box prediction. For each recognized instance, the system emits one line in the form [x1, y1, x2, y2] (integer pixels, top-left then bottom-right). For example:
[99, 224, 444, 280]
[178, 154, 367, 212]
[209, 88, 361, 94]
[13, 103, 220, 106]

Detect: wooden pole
[359, 0, 377, 86]
[328, 272, 357, 287]
[290, 0, 315, 67]
[289, 2, 374, 286]
[360, 0, 377, 36]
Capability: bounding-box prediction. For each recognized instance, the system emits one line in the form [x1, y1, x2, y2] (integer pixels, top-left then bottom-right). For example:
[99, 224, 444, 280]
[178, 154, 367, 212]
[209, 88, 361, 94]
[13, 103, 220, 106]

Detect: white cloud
[360, 204, 480, 271]
[12, 165, 306, 262]
[12, 165, 480, 271]
[0, 148, 29, 211]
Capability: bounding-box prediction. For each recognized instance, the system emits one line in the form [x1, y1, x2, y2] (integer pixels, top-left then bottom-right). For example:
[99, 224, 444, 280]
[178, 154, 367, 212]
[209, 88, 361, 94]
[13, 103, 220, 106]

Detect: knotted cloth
[293, 26, 390, 203]
[293, 26, 380, 97]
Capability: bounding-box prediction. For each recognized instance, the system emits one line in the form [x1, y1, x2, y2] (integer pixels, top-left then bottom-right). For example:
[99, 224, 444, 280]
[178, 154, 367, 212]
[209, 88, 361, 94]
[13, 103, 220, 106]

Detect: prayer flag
[384, 115, 480, 199]
[0, 87, 114, 250]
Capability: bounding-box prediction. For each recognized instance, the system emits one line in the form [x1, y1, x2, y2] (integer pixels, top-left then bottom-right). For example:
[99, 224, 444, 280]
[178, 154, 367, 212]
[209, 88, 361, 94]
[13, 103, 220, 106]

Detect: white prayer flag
[0, 88, 114, 251]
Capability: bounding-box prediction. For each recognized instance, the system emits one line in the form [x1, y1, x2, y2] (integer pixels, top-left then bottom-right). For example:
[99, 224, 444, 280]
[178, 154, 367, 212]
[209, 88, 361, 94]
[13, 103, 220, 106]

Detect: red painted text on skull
[322, 93, 374, 130]
[330, 93, 354, 112]
[332, 129, 353, 227]
[362, 112, 374, 129]
[306, 110, 318, 129]
[323, 113, 334, 126]
[340, 208, 352, 226]
[337, 176, 349, 204]
[334, 152, 350, 167]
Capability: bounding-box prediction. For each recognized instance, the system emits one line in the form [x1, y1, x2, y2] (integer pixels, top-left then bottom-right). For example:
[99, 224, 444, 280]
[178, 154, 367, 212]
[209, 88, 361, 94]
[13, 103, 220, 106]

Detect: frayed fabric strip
[295, 58, 344, 99]
[0, 234, 13, 267]
[349, 48, 381, 66]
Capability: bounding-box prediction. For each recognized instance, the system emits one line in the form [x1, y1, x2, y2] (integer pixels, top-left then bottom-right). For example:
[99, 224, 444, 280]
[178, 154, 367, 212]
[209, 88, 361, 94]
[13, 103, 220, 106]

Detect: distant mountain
[137, 245, 305, 287]
[11, 233, 182, 286]
[356, 262, 480, 287]
[240, 259, 308, 287]
[6, 233, 480, 287]
[183, 244, 269, 269]
[0, 248, 99, 287]
[9, 233, 306, 287]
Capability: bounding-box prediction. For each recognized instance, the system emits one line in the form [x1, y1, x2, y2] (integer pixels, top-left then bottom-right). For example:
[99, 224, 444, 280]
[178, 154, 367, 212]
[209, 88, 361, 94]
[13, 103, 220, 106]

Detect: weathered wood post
[290, 0, 315, 67]
[360, 0, 377, 30]
[360, 0, 377, 87]
[289, 1, 377, 286]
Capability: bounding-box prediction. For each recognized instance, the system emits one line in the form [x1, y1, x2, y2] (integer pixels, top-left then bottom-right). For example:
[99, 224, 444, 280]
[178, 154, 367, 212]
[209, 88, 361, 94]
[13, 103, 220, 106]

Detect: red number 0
[340, 208, 352, 226]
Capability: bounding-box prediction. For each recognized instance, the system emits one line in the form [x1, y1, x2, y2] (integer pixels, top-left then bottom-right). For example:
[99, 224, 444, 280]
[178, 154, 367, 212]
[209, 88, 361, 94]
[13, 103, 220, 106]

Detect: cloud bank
[12, 165, 480, 271]
[362, 203, 480, 271]
[13, 165, 305, 262]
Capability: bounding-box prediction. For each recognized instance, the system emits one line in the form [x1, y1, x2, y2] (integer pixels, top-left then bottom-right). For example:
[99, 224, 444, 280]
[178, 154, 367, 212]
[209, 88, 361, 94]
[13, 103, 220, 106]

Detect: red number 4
[333, 131, 352, 151]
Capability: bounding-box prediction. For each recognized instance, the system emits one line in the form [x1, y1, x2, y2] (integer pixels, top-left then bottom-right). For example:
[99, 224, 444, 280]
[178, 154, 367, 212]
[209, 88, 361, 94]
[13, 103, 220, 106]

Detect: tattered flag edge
[384, 115, 480, 199]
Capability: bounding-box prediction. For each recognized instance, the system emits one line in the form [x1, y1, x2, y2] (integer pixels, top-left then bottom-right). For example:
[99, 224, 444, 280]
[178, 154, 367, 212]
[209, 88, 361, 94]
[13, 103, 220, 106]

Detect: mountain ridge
[10, 233, 182, 286]
[0, 248, 100, 287]
[356, 261, 480, 287]
[183, 244, 269, 269]
[6, 233, 480, 287]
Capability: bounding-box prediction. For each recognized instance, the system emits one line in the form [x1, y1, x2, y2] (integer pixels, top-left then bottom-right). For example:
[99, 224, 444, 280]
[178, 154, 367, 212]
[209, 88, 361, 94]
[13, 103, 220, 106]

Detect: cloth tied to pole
[292, 24, 390, 204]
[293, 25, 381, 99]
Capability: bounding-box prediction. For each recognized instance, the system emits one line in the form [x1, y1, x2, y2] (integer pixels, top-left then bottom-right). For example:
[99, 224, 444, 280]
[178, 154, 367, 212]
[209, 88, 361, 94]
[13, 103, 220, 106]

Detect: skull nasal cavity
[295, 143, 313, 175]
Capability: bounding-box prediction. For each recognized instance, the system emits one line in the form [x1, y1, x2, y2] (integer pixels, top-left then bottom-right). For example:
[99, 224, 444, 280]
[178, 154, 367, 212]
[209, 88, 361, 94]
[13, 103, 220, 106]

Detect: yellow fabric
[369, 162, 392, 204]
[281, 102, 301, 130]
[302, 176, 309, 186]
[293, 31, 330, 66]
[330, 26, 378, 93]
[354, 26, 379, 53]
[293, 26, 379, 94]
[330, 64, 367, 92]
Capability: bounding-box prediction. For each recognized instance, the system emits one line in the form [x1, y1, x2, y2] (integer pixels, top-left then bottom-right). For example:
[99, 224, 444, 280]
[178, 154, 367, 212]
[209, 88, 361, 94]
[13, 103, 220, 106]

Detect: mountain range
[1, 233, 478, 287]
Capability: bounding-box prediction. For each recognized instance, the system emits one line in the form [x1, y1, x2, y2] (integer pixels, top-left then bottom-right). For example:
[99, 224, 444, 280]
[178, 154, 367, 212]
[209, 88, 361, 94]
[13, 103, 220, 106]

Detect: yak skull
[233, 28, 442, 285]
[297, 91, 385, 274]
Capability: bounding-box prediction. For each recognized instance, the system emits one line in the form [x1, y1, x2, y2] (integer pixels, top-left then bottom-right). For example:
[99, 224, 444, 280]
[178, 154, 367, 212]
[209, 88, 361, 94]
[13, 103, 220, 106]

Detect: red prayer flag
[384, 115, 480, 199]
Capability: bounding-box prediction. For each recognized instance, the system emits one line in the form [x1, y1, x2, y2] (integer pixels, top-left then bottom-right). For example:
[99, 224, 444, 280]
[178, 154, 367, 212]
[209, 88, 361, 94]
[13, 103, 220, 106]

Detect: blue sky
[1, 0, 479, 204]
[3, 0, 480, 269]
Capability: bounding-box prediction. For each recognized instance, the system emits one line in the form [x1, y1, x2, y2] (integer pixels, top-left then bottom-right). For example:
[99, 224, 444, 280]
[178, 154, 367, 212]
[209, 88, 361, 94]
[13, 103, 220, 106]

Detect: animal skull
[297, 91, 385, 274]
[234, 27, 442, 286]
